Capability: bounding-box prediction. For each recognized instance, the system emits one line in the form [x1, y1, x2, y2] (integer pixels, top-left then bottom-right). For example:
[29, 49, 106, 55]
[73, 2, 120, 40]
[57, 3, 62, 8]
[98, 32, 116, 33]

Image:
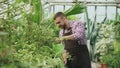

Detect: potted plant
[95, 23, 114, 68]
[100, 55, 108, 68]
[101, 63, 107, 68]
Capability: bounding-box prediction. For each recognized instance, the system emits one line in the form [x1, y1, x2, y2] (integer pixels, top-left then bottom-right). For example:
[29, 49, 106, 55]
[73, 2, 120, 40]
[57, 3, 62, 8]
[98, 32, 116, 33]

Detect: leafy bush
[0, 0, 65, 67]
[95, 23, 114, 63]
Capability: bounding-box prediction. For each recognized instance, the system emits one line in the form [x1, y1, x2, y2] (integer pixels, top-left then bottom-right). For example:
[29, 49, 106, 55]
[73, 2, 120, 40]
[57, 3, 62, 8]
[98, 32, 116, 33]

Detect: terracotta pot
[101, 63, 107, 68]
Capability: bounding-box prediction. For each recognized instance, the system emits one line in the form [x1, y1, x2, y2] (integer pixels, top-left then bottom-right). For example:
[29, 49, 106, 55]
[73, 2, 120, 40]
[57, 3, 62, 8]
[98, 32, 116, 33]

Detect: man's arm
[60, 35, 74, 40]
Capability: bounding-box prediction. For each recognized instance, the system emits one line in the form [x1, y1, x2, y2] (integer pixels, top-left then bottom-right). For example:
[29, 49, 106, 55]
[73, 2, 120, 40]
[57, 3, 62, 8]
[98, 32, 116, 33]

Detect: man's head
[54, 12, 67, 29]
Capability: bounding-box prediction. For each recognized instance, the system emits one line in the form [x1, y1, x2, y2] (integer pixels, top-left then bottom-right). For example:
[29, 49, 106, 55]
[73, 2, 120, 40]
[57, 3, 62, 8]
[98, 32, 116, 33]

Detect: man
[54, 12, 91, 68]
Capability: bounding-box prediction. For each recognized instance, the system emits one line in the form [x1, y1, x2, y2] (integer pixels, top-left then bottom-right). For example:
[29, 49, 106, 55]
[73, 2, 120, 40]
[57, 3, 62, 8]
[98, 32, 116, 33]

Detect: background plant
[93, 21, 114, 62]
[0, 0, 65, 68]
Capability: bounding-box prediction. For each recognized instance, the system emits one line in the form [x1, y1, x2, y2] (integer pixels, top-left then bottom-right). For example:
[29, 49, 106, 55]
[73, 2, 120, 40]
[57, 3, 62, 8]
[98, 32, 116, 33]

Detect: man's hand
[63, 53, 67, 64]
[62, 50, 68, 64]
[55, 37, 65, 43]
[55, 38, 61, 43]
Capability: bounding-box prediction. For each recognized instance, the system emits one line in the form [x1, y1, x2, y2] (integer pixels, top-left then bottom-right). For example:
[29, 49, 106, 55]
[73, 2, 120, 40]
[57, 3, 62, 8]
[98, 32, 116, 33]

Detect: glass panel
[77, 13, 85, 22]
[96, 0, 106, 2]
[96, 6, 105, 22]
[118, 8, 120, 15]
[86, 0, 95, 1]
[65, 6, 72, 11]
[87, 6, 95, 21]
[107, 6, 116, 20]
[78, 0, 84, 1]
[107, 0, 115, 2]
[51, 6, 54, 13]
[55, 5, 64, 13]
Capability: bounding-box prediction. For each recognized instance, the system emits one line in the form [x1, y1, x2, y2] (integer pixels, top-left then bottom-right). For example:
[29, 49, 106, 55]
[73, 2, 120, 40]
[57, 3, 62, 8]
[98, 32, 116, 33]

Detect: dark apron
[63, 28, 91, 68]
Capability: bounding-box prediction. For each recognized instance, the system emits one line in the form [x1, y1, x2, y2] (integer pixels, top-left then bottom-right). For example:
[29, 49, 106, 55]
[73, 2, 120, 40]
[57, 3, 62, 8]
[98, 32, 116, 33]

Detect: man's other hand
[55, 38, 61, 43]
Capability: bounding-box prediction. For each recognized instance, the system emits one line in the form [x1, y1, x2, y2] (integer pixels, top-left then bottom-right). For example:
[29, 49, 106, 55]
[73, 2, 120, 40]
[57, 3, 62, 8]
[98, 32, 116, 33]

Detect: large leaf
[64, 4, 86, 16]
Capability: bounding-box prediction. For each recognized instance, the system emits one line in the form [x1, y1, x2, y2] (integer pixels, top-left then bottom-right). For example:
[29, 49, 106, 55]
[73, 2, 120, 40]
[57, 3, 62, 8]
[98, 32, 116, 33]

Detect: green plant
[0, 0, 66, 68]
[108, 21, 120, 68]
[100, 51, 120, 68]
[12, 42, 65, 68]
[95, 23, 114, 63]
[113, 21, 120, 52]
[64, 3, 86, 16]
[85, 4, 108, 61]
[95, 20, 120, 68]
[52, 43, 64, 57]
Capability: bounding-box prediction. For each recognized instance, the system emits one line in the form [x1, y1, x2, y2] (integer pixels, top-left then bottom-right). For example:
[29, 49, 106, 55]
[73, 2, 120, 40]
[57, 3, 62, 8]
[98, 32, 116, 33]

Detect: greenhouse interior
[0, 0, 120, 68]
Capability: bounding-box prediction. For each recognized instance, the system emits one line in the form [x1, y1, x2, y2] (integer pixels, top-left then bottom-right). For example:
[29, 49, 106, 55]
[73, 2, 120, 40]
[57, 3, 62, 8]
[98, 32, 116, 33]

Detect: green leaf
[0, 31, 8, 35]
[52, 44, 64, 57]
[64, 4, 86, 16]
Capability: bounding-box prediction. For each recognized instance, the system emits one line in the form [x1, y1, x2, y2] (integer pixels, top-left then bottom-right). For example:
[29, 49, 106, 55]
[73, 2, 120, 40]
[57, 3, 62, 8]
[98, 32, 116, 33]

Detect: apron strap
[63, 27, 72, 35]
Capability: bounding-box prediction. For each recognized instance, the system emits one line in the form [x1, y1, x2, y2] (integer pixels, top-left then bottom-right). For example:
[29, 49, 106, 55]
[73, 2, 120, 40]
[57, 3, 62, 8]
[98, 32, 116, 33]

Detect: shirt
[59, 20, 87, 45]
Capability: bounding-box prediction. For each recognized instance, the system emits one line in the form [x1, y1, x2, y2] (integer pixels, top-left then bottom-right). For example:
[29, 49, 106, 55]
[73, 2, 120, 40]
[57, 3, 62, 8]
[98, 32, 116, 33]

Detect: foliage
[0, 18, 65, 67]
[15, 0, 43, 24]
[85, 4, 107, 60]
[52, 43, 64, 57]
[67, 15, 79, 20]
[106, 21, 120, 68]
[100, 51, 120, 68]
[0, 0, 65, 68]
[64, 3, 86, 16]
[95, 20, 120, 68]
[1, 16, 65, 68]
[95, 38, 113, 63]
[11, 43, 65, 68]
[95, 23, 114, 63]
[113, 21, 120, 52]
[85, 18, 107, 61]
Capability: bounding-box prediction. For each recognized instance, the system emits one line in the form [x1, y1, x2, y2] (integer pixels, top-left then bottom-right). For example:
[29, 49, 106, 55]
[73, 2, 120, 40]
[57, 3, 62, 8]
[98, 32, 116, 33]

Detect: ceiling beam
[46, 1, 120, 4]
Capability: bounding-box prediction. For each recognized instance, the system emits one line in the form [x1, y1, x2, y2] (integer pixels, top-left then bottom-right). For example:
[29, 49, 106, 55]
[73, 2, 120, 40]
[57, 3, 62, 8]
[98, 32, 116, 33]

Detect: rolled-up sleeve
[71, 21, 85, 40]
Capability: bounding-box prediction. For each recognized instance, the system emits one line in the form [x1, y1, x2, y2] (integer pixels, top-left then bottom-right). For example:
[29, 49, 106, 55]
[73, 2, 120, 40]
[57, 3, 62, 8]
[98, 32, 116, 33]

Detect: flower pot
[101, 63, 107, 68]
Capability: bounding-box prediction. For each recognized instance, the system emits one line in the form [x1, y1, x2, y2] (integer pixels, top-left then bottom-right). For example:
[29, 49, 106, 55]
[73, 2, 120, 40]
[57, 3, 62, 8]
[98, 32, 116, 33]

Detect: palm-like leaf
[64, 4, 86, 16]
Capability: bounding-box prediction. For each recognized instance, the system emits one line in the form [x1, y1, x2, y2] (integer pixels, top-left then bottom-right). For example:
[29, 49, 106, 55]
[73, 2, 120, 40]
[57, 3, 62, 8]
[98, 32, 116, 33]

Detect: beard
[59, 24, 66, 29]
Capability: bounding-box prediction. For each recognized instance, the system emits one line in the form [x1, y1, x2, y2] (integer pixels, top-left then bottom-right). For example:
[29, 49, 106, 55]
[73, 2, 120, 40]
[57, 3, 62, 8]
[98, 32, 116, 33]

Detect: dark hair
[53, 12, 66, 20]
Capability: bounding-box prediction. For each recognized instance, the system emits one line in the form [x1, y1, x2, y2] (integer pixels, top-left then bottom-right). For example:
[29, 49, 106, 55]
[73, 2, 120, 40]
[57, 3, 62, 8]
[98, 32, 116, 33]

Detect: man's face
[55, 17, 66, 29]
